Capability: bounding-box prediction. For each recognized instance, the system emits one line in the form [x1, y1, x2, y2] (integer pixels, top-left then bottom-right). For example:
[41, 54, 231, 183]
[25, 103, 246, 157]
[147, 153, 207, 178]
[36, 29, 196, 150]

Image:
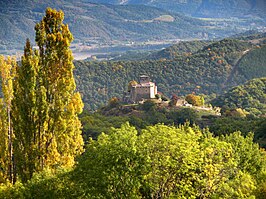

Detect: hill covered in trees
[148, 31, 266, 61]
[1, 7, 266, 199]
[212, 77, 266, 116]
[229, 44, 266, 85]
[74, 37, 266, 110]
[145, 40, 212, 60]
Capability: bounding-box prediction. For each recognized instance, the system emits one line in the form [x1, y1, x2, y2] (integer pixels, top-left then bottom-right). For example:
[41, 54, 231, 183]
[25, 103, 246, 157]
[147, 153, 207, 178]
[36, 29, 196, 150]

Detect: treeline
[233, 31, 266, 41]
[79, 99, 266, 147]
[74, 38, 266, 110]
[146, 40, 211, 60]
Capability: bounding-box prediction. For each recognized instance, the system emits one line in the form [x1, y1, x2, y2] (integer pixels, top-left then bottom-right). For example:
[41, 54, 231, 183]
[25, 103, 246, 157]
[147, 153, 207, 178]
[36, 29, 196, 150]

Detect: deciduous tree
[0, 56, 17, 183]
[12, 39, 41, 182]
[185, 94, 204, 106]
[33, 7, 84, 169]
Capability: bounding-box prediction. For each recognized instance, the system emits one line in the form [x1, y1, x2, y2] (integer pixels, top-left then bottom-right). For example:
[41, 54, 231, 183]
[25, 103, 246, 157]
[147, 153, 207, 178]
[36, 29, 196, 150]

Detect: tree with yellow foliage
[185, 94, 204, 106]
[0, 8, 84, 183]
[0, 56, 17, 183]
[34, 7, 84, 170]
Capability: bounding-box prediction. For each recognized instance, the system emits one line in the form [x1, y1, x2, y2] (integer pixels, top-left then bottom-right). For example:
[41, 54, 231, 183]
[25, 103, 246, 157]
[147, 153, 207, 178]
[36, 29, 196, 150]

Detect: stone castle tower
[127, 75, 157, 103]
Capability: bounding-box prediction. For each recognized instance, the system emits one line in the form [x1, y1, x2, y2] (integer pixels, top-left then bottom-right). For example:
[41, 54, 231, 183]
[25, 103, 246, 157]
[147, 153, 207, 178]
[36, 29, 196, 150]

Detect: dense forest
[74, 37, 266, 110]
[212, 77, 266, 116]
[0, 7, 266, 199]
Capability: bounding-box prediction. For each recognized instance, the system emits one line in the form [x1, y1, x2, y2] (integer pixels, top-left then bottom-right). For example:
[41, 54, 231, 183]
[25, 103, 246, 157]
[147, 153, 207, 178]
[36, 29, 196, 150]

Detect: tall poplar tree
[34, 8, 84, 168]
[12, 39, 40, 182]
[0, 97, 8, 183]
[0, 56, 16, 183]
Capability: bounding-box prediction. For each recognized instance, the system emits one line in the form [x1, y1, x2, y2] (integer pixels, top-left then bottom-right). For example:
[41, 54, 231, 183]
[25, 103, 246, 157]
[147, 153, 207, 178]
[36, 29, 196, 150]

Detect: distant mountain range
[0, 0, 265, 56]
[87, 0, 266, 18]
[0, 0, 202, 53]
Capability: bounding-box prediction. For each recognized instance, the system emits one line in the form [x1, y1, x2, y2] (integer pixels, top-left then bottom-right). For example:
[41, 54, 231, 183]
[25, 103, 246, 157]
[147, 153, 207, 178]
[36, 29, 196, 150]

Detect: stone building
[126, 75, 157, 103]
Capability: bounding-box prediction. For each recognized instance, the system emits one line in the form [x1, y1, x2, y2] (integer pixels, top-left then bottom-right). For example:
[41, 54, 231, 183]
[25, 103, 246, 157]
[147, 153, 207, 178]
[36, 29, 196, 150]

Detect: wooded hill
[113, 31, 266, 61]
[212, 77, 266, 116]
[74, 37, 266, 110]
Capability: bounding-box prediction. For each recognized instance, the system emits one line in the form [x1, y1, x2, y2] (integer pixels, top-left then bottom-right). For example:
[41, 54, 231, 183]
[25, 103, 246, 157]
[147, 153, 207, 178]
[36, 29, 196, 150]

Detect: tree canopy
[1, 123, 265, 198]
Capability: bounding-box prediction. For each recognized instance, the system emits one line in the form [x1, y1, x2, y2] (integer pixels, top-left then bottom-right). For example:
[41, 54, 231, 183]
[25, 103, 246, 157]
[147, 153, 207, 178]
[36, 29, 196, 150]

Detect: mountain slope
[146, 34, 266, 88]
[146, 40, 211, 60]
[230, 45, 266, 85]
[1, 0, 265, 55]
[0, 0, 210, 54]
[88, 0, 266, 19]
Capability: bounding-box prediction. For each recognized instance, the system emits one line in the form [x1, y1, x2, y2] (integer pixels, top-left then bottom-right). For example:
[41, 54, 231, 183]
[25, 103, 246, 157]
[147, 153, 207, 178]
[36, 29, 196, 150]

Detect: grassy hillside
[74, 38, 266, 110]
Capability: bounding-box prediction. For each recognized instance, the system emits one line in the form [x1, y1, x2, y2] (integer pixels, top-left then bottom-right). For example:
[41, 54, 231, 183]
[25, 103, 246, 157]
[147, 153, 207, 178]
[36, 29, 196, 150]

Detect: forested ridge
[74, 37, 266, 110]
[212, 77, 266, 115]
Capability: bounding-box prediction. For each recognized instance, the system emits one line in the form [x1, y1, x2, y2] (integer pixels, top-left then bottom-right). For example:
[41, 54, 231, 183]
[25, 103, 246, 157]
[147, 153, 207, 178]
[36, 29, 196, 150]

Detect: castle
[126, 75, 157, 103]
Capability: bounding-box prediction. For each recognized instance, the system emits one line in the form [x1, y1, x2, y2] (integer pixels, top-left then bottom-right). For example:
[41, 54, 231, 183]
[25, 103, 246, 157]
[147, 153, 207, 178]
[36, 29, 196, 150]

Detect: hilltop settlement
[122, 75, 219, 114]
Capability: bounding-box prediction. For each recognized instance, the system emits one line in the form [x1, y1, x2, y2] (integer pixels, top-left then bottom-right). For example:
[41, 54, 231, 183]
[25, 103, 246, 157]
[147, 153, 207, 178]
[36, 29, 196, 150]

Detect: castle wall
[134, 87, 151, 102]
[150, 84, 156, 99]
